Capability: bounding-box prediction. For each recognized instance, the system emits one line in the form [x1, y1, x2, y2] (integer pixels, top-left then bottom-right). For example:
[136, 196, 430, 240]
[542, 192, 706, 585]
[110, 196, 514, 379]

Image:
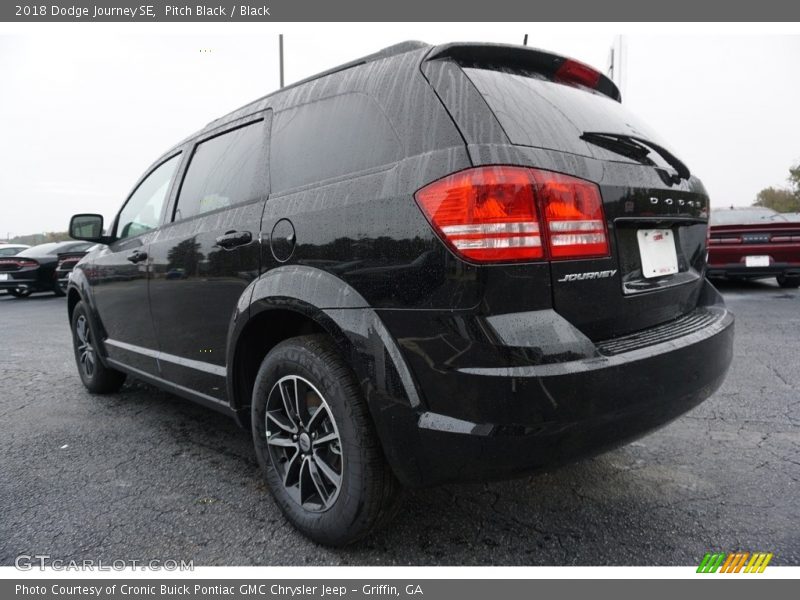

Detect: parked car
[708, 208, 800, 288]
[0, 241, 95, 297]
[0, 243, 30, 257]
[66, 41, 734, 545]
[0, 244, 31, 293]
[55, 245, 99, 294]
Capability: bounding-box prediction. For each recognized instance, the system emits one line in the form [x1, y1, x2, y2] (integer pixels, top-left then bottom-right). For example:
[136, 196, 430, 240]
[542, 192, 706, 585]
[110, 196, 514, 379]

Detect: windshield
[710, 209, 779, 225]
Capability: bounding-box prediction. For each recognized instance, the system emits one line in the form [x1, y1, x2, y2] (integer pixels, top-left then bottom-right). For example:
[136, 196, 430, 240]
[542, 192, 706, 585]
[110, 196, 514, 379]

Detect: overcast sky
[1, 28, 798, 237]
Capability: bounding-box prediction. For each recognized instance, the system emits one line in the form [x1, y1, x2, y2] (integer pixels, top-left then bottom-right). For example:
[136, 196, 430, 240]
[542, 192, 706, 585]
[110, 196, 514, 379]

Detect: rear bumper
[55, 273, 71, 289]
[372, 279, 734, 487]
[707, 262, 800, 279]
[0, 267, 56, 293]
[0, 276, 43, 291]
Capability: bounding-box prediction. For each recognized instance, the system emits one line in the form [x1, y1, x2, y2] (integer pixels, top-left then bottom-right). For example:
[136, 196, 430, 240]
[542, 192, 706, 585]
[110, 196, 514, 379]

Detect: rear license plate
[745, 255, 770, 267]
[637, 229, 679, 279]
[0, 274, 8, 281]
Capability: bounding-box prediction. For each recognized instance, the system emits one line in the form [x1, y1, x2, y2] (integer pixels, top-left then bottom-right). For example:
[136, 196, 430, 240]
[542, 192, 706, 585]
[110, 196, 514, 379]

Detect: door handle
[126, 250, 148, 263]
[215, 230, 252, 250]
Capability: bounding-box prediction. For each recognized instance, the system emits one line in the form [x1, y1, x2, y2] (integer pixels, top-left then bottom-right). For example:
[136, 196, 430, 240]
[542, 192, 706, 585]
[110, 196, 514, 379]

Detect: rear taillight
[539, 174, 608, 259]
[413, 167, 542, 262]
[710, 236, 742, 245]
[414, 166, 609, 263]
[0, 258, 38, 268]
[771, 235, 800, 243]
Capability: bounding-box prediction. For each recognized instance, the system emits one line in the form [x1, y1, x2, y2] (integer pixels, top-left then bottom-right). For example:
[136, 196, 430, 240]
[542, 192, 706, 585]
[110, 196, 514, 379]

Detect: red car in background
[708, 208, 800, 288]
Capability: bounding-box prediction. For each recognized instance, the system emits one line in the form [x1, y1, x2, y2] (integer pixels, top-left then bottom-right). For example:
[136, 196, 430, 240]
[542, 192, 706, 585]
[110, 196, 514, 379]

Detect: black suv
[67, 42, 734, 545]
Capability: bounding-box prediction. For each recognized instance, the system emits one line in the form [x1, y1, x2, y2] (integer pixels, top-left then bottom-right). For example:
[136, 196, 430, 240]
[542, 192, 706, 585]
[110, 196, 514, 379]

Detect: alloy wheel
[75, 315, 96, 378]
[265, 375, 343, 512]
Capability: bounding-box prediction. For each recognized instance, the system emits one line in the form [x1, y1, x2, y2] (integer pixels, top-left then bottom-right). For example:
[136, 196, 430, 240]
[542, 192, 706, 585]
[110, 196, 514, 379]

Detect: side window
[174, 120, 267, 222]
[117, 154, 181, 240]
[271, 93, 402, 192]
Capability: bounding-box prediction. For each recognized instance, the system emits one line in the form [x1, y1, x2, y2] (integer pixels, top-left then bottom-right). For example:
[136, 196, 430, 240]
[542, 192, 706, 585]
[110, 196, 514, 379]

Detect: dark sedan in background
[0, 241, 95, 297]
[55, 245, 98, 295]
[708, 208, 800, 288]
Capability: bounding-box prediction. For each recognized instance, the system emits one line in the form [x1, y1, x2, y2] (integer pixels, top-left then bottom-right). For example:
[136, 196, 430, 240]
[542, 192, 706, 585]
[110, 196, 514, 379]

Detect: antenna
[523, 34, 528, 46]
[608, 46, 615, 80]
[608, 35, 625, 95]
[279, 34, 284, 88]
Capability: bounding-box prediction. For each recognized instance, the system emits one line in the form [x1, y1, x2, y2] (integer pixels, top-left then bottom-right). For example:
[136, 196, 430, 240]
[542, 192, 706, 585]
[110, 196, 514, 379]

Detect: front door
[89, 153, 182, 375]
[147, 113, 271, 401]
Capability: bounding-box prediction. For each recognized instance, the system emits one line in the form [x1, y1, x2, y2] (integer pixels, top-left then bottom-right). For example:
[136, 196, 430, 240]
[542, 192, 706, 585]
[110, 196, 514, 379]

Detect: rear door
[147, 112, 271, 401]
[430, 55, 711, 340]
[89, 153, 181, 374]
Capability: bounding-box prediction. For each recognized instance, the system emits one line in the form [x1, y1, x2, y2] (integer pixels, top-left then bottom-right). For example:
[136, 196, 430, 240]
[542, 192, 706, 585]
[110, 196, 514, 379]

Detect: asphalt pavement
[0, 280, 798, 566]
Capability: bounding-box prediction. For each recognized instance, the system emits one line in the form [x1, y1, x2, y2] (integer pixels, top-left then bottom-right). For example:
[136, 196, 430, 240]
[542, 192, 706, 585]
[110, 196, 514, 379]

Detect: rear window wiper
[581, 132, 691, 182]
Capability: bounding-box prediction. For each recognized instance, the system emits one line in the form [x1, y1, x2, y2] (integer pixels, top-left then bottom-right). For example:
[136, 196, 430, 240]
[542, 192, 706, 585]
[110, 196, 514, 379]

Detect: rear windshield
[462, 66, 671, 163]
[710, 209, 780, 225]
[19, 242, 92, 257]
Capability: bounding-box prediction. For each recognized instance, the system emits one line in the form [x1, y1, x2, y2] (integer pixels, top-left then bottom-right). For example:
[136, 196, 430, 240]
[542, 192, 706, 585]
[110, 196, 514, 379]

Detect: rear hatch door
[428, 46, 711, 341]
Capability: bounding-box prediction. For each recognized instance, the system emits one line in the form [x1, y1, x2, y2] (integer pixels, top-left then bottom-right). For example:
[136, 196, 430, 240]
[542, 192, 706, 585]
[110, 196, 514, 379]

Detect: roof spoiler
[426, 42, 621, 103]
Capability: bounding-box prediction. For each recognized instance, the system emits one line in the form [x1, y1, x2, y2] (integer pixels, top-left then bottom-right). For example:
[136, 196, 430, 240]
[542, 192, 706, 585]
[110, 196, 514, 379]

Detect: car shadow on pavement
[0, 292, 65, 302]
[97, 377, 753, 566]
[711, 277, 793, 295]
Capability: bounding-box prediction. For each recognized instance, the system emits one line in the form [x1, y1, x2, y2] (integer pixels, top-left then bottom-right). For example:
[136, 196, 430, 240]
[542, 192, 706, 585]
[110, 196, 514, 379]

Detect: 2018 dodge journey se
[66, 41, 734, 545]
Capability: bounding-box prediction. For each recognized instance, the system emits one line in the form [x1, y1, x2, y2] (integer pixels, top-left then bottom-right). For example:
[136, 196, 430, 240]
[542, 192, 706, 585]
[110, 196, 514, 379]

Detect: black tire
[777, 274, 800, 289]
[70, 301, 126, 394]
[8, 289, 31, 298]
[251, 334, 401, 546]
[53, 282, 66, 297]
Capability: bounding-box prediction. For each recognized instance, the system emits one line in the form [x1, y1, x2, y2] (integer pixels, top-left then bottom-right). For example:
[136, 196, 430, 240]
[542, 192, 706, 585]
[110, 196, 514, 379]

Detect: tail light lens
[710, 236, 742, 245]
[554, 59, 602, 90]
[414, 166, 608, 263]
[412, 166, 542, 262]
[0, 258, 38, 268]
[57, 259, 78, 270]
[539, 174, 609, 259]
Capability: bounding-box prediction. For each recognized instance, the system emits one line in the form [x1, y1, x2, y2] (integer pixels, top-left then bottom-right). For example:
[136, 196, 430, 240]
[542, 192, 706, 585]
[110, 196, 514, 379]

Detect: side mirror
[69, 214, 108, 243]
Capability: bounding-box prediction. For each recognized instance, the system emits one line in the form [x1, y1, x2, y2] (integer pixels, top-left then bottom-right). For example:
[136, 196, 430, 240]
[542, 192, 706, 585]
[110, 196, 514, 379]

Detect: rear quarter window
[174, 119, 268, 222]
[270, 93, 402, 192]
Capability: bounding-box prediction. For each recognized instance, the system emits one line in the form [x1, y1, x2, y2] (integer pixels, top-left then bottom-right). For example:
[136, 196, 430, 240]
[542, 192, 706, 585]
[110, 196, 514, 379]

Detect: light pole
[279, 34, 284, 89]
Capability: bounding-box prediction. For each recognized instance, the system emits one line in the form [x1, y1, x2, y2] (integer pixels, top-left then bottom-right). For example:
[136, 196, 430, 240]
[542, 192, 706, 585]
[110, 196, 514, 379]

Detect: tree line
[7, 231, 71, 246]
[752, 162, 800, 213]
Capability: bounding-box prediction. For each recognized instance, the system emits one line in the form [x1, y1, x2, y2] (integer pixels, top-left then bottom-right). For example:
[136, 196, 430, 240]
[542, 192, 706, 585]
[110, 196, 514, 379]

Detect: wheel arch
[227, 266, 425, 485]
[66, 275, 112, 367]
[227, 300, 335, 422]
[67, 286, 82, 321]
